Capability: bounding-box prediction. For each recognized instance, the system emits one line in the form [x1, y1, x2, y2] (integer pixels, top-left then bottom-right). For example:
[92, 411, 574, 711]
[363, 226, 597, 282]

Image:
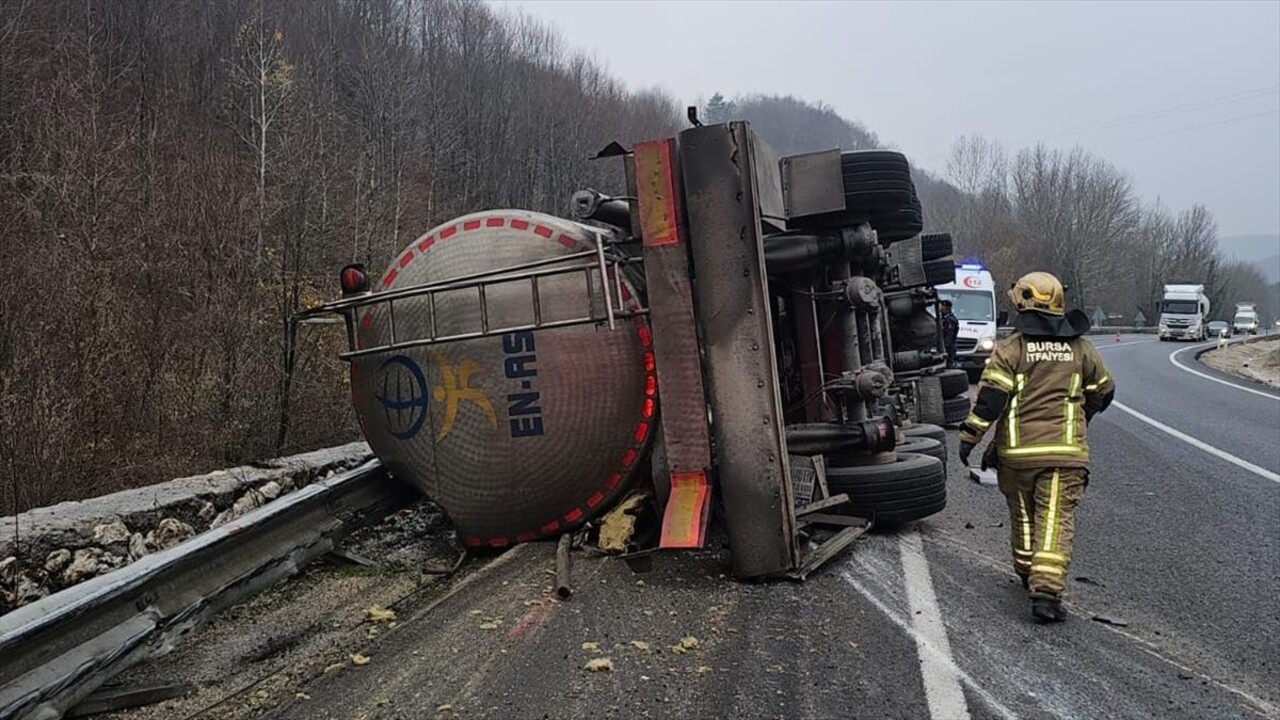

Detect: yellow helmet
[1009, 271, 1065, 316]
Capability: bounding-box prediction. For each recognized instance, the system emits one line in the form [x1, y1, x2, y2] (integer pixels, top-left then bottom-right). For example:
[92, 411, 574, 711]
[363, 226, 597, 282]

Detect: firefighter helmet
[1009, 271, 1065, 316]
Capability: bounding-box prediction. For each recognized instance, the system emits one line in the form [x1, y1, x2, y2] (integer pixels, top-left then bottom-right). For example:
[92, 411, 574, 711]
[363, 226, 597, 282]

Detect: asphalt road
[113, 336, 1280, 720]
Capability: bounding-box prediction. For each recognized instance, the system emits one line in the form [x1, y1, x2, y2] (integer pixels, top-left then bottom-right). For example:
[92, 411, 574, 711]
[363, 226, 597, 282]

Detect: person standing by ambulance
[957, 272, 1115, 623]
[939, 299, 960, 368]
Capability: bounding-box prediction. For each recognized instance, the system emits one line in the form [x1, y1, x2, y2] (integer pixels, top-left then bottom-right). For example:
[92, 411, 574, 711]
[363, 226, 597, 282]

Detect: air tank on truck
[294, 121, 960, 580]
[1158, 284, 1210, 342]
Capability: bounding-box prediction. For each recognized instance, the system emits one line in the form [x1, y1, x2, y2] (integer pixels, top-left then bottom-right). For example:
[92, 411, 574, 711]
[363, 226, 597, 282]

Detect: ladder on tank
[295, 231, 647, 361]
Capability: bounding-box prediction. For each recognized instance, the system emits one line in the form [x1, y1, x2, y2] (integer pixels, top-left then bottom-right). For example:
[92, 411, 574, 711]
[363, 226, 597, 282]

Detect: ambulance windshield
[938, 290, 994, 322]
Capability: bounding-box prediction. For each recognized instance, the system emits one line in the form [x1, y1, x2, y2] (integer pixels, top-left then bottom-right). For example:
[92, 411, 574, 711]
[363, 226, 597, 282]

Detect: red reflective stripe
[564, 508, 584, 523]
[417, 236, 435, 252]
[534, 225, 553, 238]
[463, 220, 481, 231]
[540, 520, 561, 535]
[486, 218, 505, 228]
[511, 219, 529, 230]
[440, 225, 457, 239]
[398, 251, 414, 268]
[586, 492, 605, 509]
[634, 422, 649, 443]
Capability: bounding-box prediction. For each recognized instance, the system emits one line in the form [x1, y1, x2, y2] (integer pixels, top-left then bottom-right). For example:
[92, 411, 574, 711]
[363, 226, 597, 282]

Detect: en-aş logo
[376, 355, 430, 440]
[427, 348, 497, 440]
[375, 352, 497, 442]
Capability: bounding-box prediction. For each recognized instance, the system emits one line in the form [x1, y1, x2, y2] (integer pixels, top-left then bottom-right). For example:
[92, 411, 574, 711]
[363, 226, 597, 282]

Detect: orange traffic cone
[1115, 332, 1122, 343]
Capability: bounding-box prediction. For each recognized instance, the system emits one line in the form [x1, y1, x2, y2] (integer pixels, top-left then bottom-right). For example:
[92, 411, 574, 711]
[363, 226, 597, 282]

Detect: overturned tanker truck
[296, 121, 965, 580]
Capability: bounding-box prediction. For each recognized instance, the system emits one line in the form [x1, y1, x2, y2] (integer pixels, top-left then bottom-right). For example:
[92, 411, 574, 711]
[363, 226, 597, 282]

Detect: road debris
[555, 533, 573, 600]
[630, 640, 650, 651]
[584, 658, 614, 672]
[1091, 614, 1130, 627]
[582, 641, 601, 653]
[365, 605, 397, 622]
[351, 653, 372, 666]
[671, 636, 700, 654]
[598, 492, 649, 552]
[1075, 576, 1106, 587]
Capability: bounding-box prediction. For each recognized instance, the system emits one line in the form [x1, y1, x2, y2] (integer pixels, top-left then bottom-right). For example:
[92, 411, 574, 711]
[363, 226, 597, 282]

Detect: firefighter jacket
[959, 330, 1115, 469]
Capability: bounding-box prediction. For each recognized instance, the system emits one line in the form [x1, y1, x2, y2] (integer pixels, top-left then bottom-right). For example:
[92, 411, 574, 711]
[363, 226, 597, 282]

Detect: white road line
[1169, 342, 1280, 401]
[1111, 401, 1280, 484]
[843, 563, 1018, 720]
[899, 531, 971, 720]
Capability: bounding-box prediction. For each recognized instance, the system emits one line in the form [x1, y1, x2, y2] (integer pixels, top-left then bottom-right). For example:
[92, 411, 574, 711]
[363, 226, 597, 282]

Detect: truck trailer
[296, 120, 960, 581]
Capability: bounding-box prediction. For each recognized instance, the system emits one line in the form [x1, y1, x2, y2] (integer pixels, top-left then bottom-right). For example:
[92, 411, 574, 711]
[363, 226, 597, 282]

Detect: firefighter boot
[1030, 592, 1067, 623]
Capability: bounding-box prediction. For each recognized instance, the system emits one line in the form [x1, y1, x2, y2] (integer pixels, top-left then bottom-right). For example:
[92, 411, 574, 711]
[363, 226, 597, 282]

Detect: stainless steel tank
[350, 211, 655, 548]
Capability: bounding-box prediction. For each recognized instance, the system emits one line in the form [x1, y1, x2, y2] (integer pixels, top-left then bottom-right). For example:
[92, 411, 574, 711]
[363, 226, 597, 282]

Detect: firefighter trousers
[997, 466, 1087, 596]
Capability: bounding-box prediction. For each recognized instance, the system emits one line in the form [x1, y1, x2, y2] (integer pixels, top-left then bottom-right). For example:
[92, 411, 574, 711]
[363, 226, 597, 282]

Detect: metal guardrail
[0, 459, 416, 720]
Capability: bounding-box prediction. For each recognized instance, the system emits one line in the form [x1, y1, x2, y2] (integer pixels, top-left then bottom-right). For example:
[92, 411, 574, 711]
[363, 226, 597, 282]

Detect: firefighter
[957, 271, 1115, 623]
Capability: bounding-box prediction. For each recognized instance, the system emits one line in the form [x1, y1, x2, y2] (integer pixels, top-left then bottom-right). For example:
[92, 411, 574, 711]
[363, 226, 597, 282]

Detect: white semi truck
[1158, 284, 1211, 341]
[1233, 302, 1260, 335]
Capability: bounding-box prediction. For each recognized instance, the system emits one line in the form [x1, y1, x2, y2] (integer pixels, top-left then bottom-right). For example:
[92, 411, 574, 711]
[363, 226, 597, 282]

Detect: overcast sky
[504, 0, 1280, 238]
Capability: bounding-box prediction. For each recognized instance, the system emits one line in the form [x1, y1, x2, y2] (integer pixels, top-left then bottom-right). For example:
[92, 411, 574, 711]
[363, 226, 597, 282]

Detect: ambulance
[935, 262, 998, 381]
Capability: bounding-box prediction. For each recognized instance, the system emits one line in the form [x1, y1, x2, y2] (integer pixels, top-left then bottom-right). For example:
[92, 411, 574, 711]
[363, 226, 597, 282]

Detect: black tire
[936, 368, 969, 398]
[896, 436, 946, 467]
[917, 375, 946, 426]
[902, 423, 946, 444]
[924, 258, 956, 287]
[943, 394, 970, 426]
[920, 232, 954, 261]
[827, 453, 946, 524]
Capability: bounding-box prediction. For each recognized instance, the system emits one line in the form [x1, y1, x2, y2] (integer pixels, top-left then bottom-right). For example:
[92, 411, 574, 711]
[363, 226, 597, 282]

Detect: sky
[503, 0, 1280, 239]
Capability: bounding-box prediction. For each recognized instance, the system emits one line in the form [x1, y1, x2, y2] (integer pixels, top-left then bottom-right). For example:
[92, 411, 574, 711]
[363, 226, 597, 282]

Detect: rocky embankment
[1, 443, 371, 614]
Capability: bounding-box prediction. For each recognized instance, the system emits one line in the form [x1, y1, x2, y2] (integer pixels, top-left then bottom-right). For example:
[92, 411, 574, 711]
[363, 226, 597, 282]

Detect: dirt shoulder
[1201, 335, 1280, 388]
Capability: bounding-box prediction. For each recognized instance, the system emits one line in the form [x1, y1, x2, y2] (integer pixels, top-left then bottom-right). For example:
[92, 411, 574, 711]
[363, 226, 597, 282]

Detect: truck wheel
[923, 258, 957, 287]
[897, 436, 947, 470]
[902, 423, 946, 444]
[943, 394, 971, 426]
[920, 232, 954, 261]
[917, 376, 946, 426]
[936, 369, 969, 398]
[827, 453, 946, 525]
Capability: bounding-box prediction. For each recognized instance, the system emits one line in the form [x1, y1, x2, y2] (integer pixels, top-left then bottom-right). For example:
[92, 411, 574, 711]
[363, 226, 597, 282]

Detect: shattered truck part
[351, 211, 656, 548]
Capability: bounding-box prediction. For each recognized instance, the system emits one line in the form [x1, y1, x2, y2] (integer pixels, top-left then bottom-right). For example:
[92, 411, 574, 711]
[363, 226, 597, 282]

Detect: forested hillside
[0, 0, 678, 512]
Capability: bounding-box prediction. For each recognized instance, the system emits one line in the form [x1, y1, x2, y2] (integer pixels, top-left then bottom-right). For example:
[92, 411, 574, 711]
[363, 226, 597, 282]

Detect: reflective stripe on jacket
[960, 332, 1113, 469]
